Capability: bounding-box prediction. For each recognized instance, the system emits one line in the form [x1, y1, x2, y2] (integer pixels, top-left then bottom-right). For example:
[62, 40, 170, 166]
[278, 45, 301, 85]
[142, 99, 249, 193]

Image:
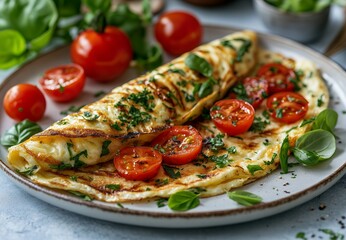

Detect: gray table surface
[1, 0, 345, 239]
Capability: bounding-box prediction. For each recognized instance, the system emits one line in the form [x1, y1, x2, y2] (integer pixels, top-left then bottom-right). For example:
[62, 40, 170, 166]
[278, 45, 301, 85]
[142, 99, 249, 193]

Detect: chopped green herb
[82, 111, 99, 121]
[227, 146, 237, 154]
[208, 134, 225, 152]
[228, 190, 262, 206]
[300, 117, 316, 127]
[111, 122, 122, 131]
[105, 184, 121, 190]
[317, 94, 324, 107]
[162, 165, 181, 179]
[177, 80, 188, 87]
[184, 91, 195, 102]
[318, 229, 344, 240]
[70, 176, 78, 182]
[295, 232, 307, 240]
[156, 198, 167, 208]
[118, 106, 152, 128]
[233, 38, 252, 62]
[210, 154, 230, 168]
[264, 153, 277, 165]
[250, 116, 270, 133]
[220, 39, 235, 49]
[167, 91, 183, 108]
[263, 139, 270, 146]
[196, 174, 207, 179]
[16, 165, 38, 177]
[188, 187, 206, 194]
[231, 83, 252, 103]
[168, 68, 185, 76]
[201, 108, 211, 120]
[247, 164, 263, 175]
[69, 191, 93, 201]
[100, 140, 112, 157]
[127, 88, 155, 111]
[155, 178, 169, 186]
[276, 108, 283, 118]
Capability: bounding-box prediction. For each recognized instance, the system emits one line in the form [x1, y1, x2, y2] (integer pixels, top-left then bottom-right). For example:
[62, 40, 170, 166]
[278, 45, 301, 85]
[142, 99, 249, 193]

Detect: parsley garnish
[156, 198, 167, 208]
[264, 153, 277, 165]
[227, 146, 237, 154]
[233, 38, 252, 62]
[16, 165, 38, 176]
[276, 108, 283, 118]
[250, 116, 270, 132]
[210, 154, 231, 168]
[196, 174, 207, 179]
[317, 94, 324, 107]
[118, 106, 152, 128]
[162, 165, 181, 179]
[127, 88, 155, 111]
[155, 178, 169, 186]
[105, 184, 121, 190]
[82, 111, 99, 121]
[69, 191, 93, 201]
[247, 164, 263, 175]
[100, 140, 112, 157]
[208, 134, 225, 152]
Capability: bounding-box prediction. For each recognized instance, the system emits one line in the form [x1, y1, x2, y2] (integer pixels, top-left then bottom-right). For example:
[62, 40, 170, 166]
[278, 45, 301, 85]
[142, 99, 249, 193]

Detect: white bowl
[254, 0, 330, 43]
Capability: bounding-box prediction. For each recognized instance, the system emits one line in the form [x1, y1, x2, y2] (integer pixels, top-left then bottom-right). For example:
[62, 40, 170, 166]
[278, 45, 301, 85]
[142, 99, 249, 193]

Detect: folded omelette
[8, 31, 257, 175]
[7, 30, 329, 203]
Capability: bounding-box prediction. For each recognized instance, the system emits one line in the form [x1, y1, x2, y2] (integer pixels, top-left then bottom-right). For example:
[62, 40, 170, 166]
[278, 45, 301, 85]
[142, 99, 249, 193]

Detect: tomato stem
[92, 11, 107, 33]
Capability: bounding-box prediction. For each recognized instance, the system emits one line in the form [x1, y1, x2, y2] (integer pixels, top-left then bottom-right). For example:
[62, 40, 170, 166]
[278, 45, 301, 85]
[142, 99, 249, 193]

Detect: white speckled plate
[1, 25, 346, 228]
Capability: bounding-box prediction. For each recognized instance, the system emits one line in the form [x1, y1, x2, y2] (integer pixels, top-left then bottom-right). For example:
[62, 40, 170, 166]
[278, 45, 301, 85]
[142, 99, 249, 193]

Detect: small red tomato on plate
[71, 26, 132, 83]
[154, 10, 203, 56]
[3, 83, 46, 122]
[114, 147, 162, 181]
[39, 64, 86, 102]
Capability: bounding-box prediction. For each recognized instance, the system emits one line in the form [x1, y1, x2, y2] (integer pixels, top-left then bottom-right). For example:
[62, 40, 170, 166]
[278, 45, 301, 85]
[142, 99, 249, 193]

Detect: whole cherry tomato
[114, 147, 162, 181]
[154, 11, 202, 56]
[151, 126, 203, 165]
[71, 26, 132, 82]
[39, 64, 86, 102]
[210, 99, 255, 136]
[3, 83, 46, 122]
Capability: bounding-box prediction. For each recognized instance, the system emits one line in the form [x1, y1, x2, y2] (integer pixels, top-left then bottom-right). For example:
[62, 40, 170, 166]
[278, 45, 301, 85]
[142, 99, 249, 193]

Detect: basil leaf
[198, 78, 215, 98]
[185, 53, 213, 78]
[292, 148, 320, 166]
[228, 190, 262, 206]
[168, 190, 200, 211]
[0, 29, 26, 56]
[233, 38, 252, 62]
[279, 135, 290, 174]
[295, 129, 336, 160]
[100, 140, 112, 157]
[0, 0, 58, 69]
[1, 120, 42, 149]
[53, 0, 82, 18]
[312, 109, 338, 134]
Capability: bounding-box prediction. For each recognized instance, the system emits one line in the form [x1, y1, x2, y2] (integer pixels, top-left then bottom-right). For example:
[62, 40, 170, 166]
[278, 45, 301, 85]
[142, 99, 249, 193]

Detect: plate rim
[1, 24, 346, 220]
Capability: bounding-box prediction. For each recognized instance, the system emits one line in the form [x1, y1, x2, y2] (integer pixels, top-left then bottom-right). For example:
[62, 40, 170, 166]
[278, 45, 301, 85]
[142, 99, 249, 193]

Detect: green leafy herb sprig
[1, 120, 42, 149]
[279, 109, 338, 173]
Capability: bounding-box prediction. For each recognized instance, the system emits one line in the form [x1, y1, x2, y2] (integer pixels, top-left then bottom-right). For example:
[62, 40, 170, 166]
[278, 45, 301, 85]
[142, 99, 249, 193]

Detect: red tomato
[114, 147, 162, 181]
[39, 64, 86, 102]
[243, 77, 269, 109]
[266, 92, 309, 123]
[154, 11, 202, 56]
[210, 99, 255, 136]
[257, 63, 296, 94]
[151, 126, 202, 165]
[71, 26, 132, 82]
[3, 83, 46, 122]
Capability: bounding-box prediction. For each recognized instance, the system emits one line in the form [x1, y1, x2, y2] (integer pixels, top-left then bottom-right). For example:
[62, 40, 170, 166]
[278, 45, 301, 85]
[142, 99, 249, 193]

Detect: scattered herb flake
[105, 184, 121, 190]
[162, 165, 181, 179]
[247, 164, 263, 175]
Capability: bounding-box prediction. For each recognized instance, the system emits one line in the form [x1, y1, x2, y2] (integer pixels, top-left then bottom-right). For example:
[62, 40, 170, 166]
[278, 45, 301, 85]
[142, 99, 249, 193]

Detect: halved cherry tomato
[71, 26, 132, 82]
[151, 126, 202, 165]
[154, 11, 202, 56]
[114, 147, 162, 181]
[257, 63, 296, 94]
[3, 83, 46, 122]
[266, 92, 309, 123]
[39, 64, 86, 102]
[210, 99, 255, 136]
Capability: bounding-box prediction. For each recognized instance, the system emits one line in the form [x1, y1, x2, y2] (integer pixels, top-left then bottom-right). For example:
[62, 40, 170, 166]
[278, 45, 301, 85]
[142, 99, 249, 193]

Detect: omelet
[6, 45, 329, 203]
[7, 31, 257, 177]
